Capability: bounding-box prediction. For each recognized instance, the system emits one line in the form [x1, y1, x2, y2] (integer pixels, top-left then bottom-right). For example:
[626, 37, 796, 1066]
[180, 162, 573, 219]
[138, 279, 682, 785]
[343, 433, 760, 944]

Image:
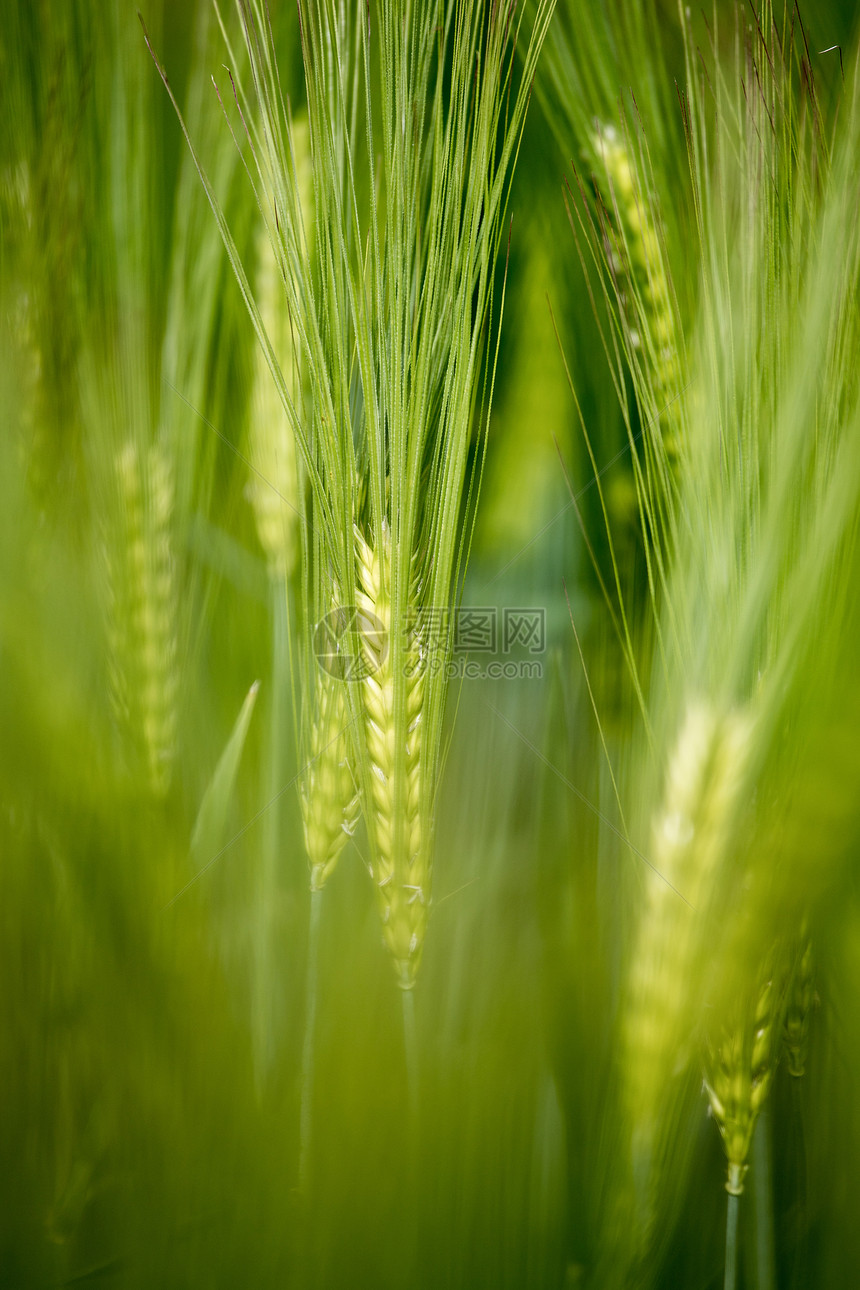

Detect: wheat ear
[247, 220, 300, 579]
[354, 523, 427, 989]
[593, 121, 680, 468]
[246, 116, 312, 579]
[301, 671, 360, 892]
[784, 929, 814, 1079]
[704, 965, 785, 1196]
[106, 440, 178, 797]
[623, 700, 752, 1182]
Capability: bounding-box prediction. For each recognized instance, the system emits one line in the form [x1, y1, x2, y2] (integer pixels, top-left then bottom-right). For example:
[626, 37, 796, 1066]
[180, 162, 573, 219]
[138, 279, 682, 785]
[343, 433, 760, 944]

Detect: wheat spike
[704, 966, 784, 1195]
[623, 700, 752, 1182]
[247, 220, 300, 578]
[593, 121, 680, 467]
[301, 670, 360, 891]
[784, 930, 814, 1078]
[354, 522, 427, 988]
[246, 117, 313, 579]
[107, 440, 178, 797]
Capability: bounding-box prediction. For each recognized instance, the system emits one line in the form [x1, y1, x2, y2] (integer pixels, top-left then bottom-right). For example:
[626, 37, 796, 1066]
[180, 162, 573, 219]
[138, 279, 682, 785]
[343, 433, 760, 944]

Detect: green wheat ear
[105, 439, 178, 798]
[246, 115, 312, 581]
[784, 929, 814, 1078]
[148, 0, 557, 995]
[301, 667, 360, 893]
[355, 523, 427, 989]
[593, 124, 678, 385]
[704, 961, 786, 1196]
[246, 218, 301, 580]
[623, 700, 753, 1192]
[590, 118, 682, 477]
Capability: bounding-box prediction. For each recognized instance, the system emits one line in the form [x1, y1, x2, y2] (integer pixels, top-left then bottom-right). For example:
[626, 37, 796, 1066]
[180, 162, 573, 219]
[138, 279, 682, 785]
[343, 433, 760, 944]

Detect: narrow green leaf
[190, 679, 261, 868]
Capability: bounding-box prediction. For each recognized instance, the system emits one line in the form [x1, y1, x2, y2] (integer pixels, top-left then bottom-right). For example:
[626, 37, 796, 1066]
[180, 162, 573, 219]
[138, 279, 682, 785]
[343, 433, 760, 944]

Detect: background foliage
[2, 2, 860, 1287]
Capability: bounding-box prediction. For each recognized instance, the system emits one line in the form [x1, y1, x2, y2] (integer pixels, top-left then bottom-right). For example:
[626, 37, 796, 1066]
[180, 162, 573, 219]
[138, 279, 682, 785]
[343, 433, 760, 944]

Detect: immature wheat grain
[106, 440, 178, 797]
[246, 116, 313, 580]
[784, 931, 814, 1078]
[623, 700, 752, 1188]
[705, 967, 784, 1195]
[593, 122, 680, 465]
[247, 226, 300, 579]
[354, 523, 427, 988]
[301, 670, 360, 892]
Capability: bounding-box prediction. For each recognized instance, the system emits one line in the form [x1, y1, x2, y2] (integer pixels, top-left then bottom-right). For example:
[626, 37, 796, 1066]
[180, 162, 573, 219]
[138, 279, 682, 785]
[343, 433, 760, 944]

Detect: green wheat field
[2, 2, 860, 1286]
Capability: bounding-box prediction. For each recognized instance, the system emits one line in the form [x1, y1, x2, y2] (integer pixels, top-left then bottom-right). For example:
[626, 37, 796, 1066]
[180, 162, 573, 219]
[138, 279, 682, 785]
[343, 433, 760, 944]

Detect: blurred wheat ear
[104, 439, 179, 799]
[551, 1, 860, 1282]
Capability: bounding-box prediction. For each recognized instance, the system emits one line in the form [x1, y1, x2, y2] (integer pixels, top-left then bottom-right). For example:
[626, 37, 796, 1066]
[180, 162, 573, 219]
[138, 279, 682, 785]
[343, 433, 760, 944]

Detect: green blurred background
[2, 2, 860, 1287]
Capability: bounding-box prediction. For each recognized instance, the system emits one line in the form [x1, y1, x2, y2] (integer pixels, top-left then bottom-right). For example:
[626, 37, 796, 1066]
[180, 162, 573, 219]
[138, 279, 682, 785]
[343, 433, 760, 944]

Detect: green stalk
[789, 1078, 809, 1290]
[253, 577, 289, 1085]
[752, 1108, 775, 1290]
[400, 984, 420, 1284]
[401, 986, 419, 1132]
[299, 885, 323, 1195]
[724, 1192, 740, 1290]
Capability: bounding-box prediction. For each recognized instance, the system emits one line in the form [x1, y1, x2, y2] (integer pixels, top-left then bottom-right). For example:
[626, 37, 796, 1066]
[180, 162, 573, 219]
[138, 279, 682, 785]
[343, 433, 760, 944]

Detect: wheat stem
[401, 984, 419, 1132]
[724, 1191, 740, 1290]
[752, 1108, 775, 1290]
[253, 578, 290, 1085]
[400, 984, 420, 1285]
[299, 885, 323, 1196]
